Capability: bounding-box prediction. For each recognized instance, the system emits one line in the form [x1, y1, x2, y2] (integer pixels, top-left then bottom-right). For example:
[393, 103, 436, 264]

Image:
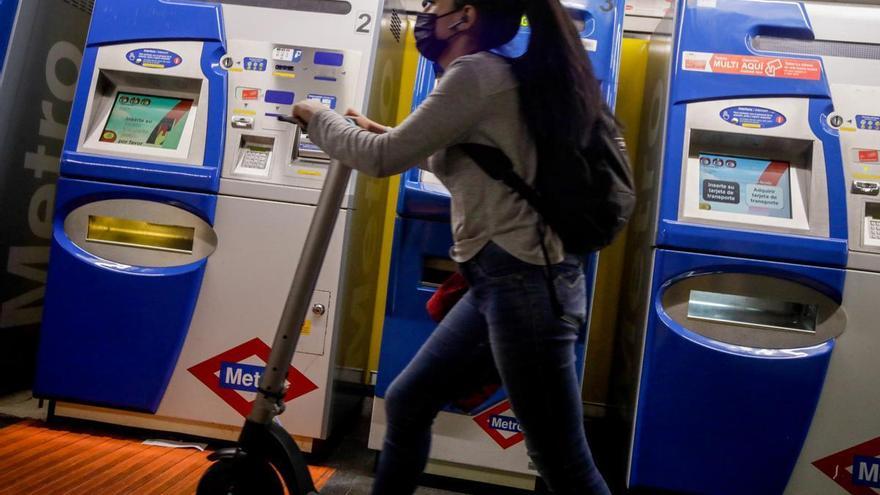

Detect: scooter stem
[249, 159, 352, 425]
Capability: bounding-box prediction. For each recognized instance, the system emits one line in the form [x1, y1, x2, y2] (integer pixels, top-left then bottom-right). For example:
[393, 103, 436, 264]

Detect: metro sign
[813, 436, 880, 494]
[188, 338, 318, 417]
[473, 400, 525, 449]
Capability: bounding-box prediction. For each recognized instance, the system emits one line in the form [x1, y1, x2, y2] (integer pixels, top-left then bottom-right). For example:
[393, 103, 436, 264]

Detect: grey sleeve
[306, 59, 486, 178]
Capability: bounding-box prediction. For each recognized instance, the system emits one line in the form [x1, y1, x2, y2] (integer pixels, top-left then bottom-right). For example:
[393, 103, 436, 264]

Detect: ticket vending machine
[0, 1, 15, 72]
[369, 1, 625, 488]
[622, 1, 880, 493]
[34, 0, 407, 448]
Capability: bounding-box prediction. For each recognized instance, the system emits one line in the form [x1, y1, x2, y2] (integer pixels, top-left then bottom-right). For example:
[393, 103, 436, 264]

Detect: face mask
[414, 9, 465, 62]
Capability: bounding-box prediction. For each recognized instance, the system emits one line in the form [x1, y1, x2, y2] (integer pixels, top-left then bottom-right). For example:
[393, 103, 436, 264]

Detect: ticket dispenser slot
[661, 273, 846, 349]
[296, 130, 330, 163]
[421, 257, 457, 288]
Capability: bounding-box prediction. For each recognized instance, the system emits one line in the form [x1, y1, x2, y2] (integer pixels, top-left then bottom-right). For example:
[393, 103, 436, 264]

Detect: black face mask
[414, 9, 465, 62]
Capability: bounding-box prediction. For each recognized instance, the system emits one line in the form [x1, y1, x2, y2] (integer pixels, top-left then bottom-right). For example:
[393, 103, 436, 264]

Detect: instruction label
[856, 115, 880, 131]
[683, 51, 822, 81]
[721, 106, 786, 129]
[126, 48, 182, 69]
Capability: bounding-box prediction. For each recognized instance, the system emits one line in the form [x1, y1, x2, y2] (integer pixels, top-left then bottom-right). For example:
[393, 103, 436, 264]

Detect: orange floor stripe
[0, 420, 336, 494]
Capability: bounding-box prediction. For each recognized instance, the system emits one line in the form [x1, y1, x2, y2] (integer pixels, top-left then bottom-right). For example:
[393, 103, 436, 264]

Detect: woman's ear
[457, 5, 478, 31]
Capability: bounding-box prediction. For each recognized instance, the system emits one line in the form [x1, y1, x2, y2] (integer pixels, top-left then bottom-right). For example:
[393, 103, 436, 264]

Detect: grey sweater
[307, 51, 565, 265]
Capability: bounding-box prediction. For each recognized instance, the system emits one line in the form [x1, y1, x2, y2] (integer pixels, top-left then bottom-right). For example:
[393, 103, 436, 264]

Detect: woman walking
[292, 0, 611, 493]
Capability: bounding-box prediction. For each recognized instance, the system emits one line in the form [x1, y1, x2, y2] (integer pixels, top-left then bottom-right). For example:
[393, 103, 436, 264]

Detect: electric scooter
[197, 117, 356, 494]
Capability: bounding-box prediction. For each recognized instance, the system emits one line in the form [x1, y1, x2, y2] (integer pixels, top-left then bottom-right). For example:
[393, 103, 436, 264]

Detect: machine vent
[753, 36, 880, 61]
[390, 9, 403, 43]
[212, 0, 352, 15]
[62, 0, 94, 15]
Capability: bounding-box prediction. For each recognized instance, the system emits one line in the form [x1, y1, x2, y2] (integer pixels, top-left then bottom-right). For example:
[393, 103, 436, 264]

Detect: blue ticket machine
[624, 1, 880, 493]
[34, 0, 226, 411]
[0, 0, 16, 72]
[369, 1, 625, 484]
[35, 0, 407, 445]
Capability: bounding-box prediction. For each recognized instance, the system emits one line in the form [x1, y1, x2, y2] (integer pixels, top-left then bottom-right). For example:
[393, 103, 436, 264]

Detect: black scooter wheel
[196, 457, 285, 495]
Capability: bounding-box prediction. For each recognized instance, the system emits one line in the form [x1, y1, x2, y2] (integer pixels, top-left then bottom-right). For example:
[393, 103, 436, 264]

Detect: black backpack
[459, 104, 636, 256]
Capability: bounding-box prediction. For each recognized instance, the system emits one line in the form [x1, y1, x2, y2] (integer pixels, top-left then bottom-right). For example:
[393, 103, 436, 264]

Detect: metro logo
[189, 338, 318, 417]
[219, 362, 263, 392]
[854, 457, 880, 488]
[474, 401, 525, 449]
[490, 415, 522, 434]
[813, 436, 880, 495]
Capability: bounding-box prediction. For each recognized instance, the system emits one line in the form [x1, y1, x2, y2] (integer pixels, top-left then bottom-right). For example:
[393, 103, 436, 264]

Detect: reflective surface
[687, 289, 818, 334]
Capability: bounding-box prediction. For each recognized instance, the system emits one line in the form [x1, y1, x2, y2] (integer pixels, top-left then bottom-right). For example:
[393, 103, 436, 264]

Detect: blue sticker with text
[307, 94, 337, 109]
[219, 362, 264, 392]
[244, 57, 267, 72]
[856, 115, 880, 131]
[854, 456, 880, 488]
[721, 106, 787, 129]
[490, 415, 522, 433]
[126, 48, 182, 69]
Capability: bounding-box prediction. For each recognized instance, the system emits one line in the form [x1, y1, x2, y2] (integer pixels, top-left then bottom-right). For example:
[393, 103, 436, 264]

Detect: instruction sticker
[721, 106, 786, 129]
[856, 115, 880, 131]
[126, 48, 182, 69]
[682, 51, 822, 81]
[307, 94, 337, 109]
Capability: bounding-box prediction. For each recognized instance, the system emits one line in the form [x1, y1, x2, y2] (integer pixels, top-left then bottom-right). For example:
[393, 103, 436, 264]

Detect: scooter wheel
[196, 457, 285, 495]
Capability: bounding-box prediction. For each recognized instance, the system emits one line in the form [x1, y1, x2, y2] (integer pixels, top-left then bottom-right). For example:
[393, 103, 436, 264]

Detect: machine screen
[100, 92, 194, 150]
[699, 154, 792, 219]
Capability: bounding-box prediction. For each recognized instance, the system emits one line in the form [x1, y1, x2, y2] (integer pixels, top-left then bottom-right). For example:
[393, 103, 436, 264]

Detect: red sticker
[682, 51, 822, 81]
[241, 88, 259, 100]
[858, 150, 879, 163]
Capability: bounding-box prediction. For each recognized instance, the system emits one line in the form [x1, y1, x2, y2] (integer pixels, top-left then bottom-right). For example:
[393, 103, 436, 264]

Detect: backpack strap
[457, 143, 546, 216]
[457, 143, 565, 319]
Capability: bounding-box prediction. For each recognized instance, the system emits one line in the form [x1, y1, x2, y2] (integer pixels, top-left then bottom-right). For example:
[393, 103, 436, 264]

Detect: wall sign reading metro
[100, 92, 193, 150]
[699, 154, 793, 220]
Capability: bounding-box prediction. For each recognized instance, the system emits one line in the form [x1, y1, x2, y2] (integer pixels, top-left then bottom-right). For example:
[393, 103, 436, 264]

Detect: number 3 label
[356, 12, 373, 34]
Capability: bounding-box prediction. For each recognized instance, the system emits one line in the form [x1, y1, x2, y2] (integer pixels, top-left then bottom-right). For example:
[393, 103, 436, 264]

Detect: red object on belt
[426, 271, 469, 323]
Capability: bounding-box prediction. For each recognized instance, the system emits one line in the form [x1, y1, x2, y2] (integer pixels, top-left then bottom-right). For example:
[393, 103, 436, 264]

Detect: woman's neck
[438, 36, 481, 71]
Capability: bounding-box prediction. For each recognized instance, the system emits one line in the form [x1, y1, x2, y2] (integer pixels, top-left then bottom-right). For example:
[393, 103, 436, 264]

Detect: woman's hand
[345, 108, 388, 134]
[292, 100, 327, 129]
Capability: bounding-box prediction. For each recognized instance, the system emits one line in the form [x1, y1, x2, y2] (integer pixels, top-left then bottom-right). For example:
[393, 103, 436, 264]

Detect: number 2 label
[356, 12, 373, 34]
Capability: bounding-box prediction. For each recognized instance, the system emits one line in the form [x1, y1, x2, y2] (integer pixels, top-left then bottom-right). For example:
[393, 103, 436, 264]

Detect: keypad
[871, 219, 880, 240]
[241, 149, 270, 170]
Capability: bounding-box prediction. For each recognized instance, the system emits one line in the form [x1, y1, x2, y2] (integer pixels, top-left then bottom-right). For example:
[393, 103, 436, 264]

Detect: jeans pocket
[553, 267, 587, 326]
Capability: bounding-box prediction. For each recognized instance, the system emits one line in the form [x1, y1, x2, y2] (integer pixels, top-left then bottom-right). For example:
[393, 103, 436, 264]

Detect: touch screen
[699, 154, 792, 219]
[100, 92, 194, 150]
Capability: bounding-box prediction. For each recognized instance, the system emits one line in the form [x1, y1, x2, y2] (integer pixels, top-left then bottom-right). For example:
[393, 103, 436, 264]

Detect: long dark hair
[458, 0, 603, 151]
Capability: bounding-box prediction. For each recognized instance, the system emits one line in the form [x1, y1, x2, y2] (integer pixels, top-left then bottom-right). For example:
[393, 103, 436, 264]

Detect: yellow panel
[584, 37, 651, 408]
[366, 23, 422, 380]
[335, 18, 419, 381]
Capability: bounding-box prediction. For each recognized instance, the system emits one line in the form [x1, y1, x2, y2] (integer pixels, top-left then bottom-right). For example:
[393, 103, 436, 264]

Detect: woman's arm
[293, 58, 486, 178]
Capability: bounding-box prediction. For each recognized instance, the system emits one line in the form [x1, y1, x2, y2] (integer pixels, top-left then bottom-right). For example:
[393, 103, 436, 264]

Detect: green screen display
[100, 92, 193, 150]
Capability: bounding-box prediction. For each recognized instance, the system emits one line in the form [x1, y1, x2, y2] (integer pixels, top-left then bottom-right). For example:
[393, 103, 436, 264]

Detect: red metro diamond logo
[188, 338, 318, 417]
[813, 436, 880, 495]
[473, 400, 524, 450]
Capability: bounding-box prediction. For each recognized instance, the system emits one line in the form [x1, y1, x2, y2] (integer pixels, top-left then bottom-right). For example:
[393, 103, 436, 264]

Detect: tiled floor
[0, 390, 628, 494]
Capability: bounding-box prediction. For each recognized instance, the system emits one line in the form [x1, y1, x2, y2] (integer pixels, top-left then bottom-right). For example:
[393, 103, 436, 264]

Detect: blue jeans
[372, 242, 610, 495]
